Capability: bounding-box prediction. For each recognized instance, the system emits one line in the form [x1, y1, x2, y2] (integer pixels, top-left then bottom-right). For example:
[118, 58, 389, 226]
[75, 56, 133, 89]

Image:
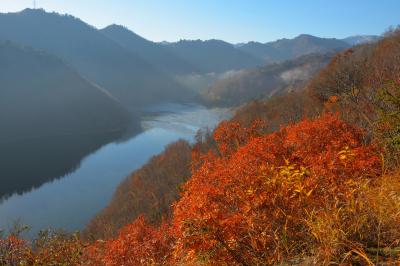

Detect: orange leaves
[0, 236, 31, 265]
[171, 113, 381, 265]
[0, 112, 393, 265]
[4, 114, 383, 265]
[213, 119, 266, 156]
[324, 95, 340, 112]
[0, 232, 85, 266]
[85, 140, 192, 240]
[32, 231, 84, 266]
[84, 215, 173, 266]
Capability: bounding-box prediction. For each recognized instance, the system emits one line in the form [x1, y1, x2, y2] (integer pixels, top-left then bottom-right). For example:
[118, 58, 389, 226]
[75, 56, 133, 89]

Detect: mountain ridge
[100, 24, 200, 75]
[0, 40, 134, 198]
[237, 34, 350, 63]
[0, 40, 131, 138]
[0, 8, 192, 109]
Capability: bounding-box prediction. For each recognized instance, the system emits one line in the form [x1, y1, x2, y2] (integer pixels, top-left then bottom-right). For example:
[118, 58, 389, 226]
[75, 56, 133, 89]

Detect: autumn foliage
[2, 30, 400, 266]
[1, 113, 399, 265]
[85, 140, 192, 240]
[304, 28, 400, 187]
[72, 113, 398, 265]
[0, 230, 84, 265]
[83, 216, 173, 266]
[171, 113, 382, 265]
[0, 236, 31, 265]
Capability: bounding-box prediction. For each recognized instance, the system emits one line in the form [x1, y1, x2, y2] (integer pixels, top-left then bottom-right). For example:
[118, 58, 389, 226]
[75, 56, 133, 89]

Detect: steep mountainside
[0, 42, 132, 198]
[0, 9, 191, 109]
[238, 34, 349, 63]
[204, 52, 333, 106]
[0, 42, 131, 139]
[83, 32, 400, 264]
[85, 140, 192, 239]
[165, 39, 264, 73]
[100, 25, 199, 75]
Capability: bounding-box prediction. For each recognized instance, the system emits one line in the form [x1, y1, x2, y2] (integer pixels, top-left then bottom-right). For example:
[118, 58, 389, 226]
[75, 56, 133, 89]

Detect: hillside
[238, 34, 349, 63]
[1, 7, 399, 266]
[100, 25, 199, 75]
[233, 30, 400, 138]
[342, 34, 380, 45]
[83, 29, 400, 246]
[1, 29, 399, 266]
[0, 9, 191, 109]
[0, 42, 132, 198]
[0, 41, 131, 139]
[203, 52, 333, 106]
[73, 29, 399, 265]
[7, 113, 398, 265]
[85, 140, 192, 239]
[80, 29, 398, 265]
[165, 39, 264, 73]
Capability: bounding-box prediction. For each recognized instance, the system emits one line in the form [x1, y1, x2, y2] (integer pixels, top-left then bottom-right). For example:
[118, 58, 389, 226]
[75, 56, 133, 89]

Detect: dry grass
[306, 171, 400, 265]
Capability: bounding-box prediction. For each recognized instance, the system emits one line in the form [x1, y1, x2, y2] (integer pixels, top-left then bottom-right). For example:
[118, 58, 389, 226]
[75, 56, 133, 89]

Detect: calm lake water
[0, 103, 230, 237]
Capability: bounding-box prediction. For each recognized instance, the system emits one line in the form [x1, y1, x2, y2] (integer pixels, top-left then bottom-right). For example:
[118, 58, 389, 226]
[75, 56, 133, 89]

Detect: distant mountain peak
[101, 24, 147, 41]
[238, 34, 349, 64]
[342, 35, 380, 45]
[19, 8, 46, 14]
[19, 8, 73, 19]
[173, 39, 234, 49]
[103, 24, 126, 31]
[296, 34, 315, 39]
[102, 24, 135, 34]
[0, 8, 193, 107]
[294, 34, 340, 41]
[159, 41, 172, 45]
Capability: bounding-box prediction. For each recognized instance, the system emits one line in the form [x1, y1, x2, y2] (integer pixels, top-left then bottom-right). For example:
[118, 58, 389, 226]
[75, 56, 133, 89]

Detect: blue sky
[0, 0, 399, 43]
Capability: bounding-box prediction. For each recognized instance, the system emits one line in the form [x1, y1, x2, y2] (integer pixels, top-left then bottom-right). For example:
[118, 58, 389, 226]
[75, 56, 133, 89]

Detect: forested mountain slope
[85, 140, 192, 239]
[238, 34, 349, 63]
[1, 12, 399, 266]
[0, 9, 191, 109]
[0, 42, 132, 198]
[77, 29, 400, 265]
[0, 42, 130, 139]
[342, 34, 379, 45]
[203, 52, 333, 106]
[164, 39, 264, 73]
[100, 25, 199, 75]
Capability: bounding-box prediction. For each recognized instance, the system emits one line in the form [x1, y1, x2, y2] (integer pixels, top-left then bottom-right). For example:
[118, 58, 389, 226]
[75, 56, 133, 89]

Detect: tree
[171, 114, 381, 265]
[374, 81, 400, 165]
[84, 216, 173, 266]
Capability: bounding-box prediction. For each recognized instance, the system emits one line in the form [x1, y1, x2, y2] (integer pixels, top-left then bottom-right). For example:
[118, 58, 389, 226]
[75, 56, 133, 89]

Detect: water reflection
[0, 104, 230, 237]
[0, 130, 125, 201]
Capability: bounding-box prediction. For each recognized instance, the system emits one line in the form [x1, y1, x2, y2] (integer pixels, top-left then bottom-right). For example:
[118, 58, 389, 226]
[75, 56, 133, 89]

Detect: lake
[0, 103, 230, 237]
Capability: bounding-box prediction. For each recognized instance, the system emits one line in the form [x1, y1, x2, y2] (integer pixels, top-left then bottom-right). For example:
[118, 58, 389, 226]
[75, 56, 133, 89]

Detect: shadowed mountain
[0, 42, 133, 199]
[238, 34, 349, 64]
[164, 39, 264, 73]
[0, 9, 191, 109]
[100, 24, 199, 75]
[203, 52, 334, 106]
